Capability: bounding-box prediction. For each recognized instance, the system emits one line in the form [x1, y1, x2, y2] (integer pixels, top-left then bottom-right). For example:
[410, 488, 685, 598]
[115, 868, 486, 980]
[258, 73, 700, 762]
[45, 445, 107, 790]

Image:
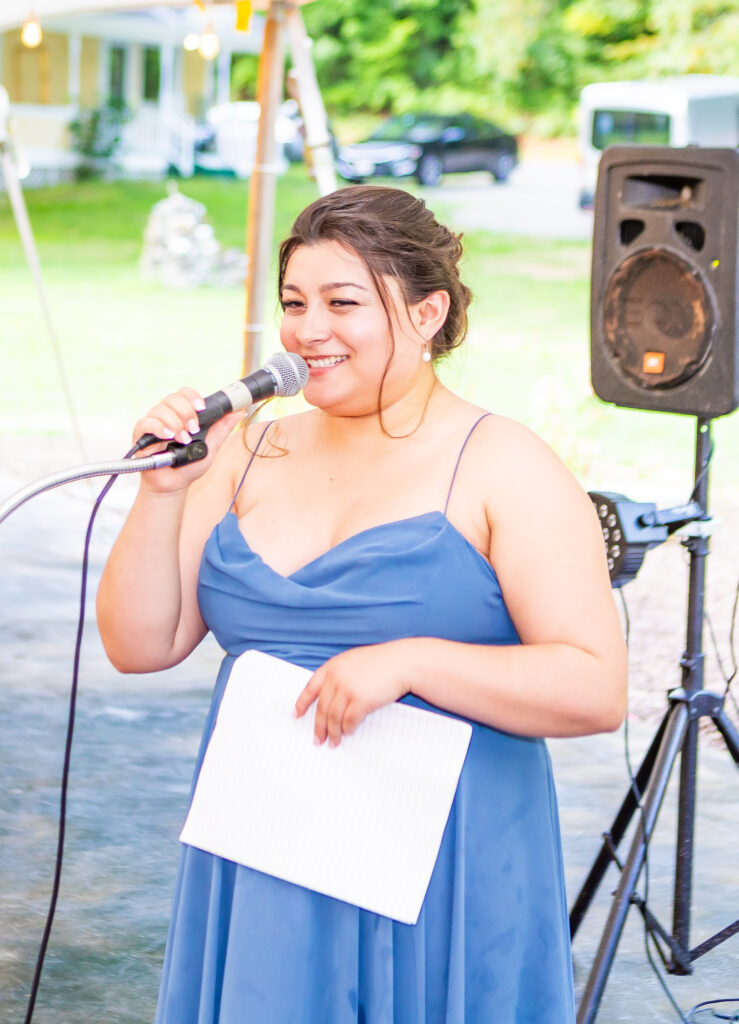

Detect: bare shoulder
[462, 412, 593, 515]
[451, 411, 604, 582]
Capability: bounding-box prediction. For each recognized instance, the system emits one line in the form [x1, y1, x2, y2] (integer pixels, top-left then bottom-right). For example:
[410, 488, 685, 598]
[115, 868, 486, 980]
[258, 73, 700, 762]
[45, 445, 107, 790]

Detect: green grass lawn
[1, 165, 737, 504]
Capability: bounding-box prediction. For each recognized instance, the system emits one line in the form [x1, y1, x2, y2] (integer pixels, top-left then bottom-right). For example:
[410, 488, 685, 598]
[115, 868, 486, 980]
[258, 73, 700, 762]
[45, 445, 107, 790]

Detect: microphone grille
[266, 352, 310, 397]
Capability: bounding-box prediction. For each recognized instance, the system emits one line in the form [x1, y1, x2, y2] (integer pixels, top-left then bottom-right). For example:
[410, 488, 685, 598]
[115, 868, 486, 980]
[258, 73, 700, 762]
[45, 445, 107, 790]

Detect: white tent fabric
[1, 2, 203, 33]
[0, 0, 311, 33]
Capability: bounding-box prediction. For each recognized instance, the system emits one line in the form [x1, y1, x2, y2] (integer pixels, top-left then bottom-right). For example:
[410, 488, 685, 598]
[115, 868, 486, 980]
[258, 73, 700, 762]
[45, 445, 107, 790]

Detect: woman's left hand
[294, 642, 414, 747]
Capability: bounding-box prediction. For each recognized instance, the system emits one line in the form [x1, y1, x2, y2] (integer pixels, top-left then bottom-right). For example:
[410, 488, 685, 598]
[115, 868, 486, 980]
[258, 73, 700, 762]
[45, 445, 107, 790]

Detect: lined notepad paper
[180, 650, 472, 924]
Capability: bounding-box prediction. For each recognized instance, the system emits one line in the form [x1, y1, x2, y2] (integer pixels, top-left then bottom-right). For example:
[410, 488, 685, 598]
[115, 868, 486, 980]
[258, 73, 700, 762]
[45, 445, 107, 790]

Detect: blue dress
[155, 420, 576, 1024]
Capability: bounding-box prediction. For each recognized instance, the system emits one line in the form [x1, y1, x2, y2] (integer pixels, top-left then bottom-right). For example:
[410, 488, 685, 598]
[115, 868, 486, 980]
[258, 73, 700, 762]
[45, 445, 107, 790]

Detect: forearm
[399, 636, 627, 738]
[96, 486, 201, 672]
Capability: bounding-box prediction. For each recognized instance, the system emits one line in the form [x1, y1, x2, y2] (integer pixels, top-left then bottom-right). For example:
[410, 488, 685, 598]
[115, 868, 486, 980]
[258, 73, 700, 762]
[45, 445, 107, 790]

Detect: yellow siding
[45, 32, 69, 103]
[80, 36, 100, 107]
[2, 30, 69, 104]
[1, 31, 14, 92]
[1, 32, 100, 108]
[12, 111, 72, 150]
[184, 50, 207, 117]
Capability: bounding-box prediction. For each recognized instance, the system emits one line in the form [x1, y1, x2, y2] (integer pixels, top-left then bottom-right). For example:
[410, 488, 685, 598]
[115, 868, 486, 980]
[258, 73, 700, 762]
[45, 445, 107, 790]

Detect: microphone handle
[198, 367, 277, 430]
[135, 367, 278, 452]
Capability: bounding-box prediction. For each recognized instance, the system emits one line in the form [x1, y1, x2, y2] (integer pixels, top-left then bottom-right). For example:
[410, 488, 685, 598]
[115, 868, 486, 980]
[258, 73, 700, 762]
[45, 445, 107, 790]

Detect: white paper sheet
[180, 649, 472, 924]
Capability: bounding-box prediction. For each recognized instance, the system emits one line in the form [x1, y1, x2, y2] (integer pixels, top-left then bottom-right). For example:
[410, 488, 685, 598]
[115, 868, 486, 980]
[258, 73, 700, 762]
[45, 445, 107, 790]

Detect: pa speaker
[590, 146, 738, 418]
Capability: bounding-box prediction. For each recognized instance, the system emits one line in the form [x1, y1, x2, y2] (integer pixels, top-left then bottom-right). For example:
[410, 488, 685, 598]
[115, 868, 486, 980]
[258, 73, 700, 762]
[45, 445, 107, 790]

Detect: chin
[306, 386, 377, 417]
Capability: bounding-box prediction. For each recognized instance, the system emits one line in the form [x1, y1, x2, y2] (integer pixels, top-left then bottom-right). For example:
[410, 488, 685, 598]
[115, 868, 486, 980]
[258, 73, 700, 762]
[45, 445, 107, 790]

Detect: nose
[293, 300, 332, 345]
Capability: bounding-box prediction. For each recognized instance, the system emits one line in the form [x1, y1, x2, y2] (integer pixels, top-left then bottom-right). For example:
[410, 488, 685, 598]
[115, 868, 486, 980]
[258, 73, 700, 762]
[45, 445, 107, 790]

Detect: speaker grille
[602, 248, 716, 390]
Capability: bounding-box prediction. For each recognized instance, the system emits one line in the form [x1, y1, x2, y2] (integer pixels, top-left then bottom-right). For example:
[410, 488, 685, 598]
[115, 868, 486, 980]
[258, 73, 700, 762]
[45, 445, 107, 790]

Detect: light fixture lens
[198, 29, 220, 60]
[183, 32, 200, 51]
[21, 15, 43, 48]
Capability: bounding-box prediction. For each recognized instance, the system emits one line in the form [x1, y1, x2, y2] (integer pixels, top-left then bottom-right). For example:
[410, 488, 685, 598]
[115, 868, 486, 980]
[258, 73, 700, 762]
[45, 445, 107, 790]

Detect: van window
[592, 110, 671, 150]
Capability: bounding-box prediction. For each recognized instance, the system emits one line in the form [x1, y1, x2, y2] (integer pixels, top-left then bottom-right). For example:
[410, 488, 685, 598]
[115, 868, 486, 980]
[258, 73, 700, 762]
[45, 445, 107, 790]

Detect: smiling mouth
[305, 355, 349, 369]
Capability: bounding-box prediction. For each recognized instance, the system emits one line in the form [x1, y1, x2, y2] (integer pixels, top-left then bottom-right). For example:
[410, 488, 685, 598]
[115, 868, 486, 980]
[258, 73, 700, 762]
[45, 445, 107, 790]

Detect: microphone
[135, 352, 309, 451]
[194, 352, 309, 431]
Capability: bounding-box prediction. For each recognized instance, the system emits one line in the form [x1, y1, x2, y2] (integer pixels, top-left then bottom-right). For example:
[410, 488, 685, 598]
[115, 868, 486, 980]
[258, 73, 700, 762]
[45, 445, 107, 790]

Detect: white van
[578, 75, 739, 207]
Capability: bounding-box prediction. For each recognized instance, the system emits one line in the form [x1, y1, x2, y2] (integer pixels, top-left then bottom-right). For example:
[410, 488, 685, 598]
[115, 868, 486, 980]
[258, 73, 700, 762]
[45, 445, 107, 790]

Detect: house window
[143, 46, 161, 102]
[108, 45, 127, 103]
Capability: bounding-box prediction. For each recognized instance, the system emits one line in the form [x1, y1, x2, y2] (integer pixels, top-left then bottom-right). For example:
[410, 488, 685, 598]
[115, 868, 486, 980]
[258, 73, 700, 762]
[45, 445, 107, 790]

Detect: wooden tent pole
[242, 0, 286, 374]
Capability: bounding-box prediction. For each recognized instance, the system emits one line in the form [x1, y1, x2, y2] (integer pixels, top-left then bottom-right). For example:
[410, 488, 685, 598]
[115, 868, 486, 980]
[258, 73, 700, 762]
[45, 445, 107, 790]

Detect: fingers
[133, 387, 206, 446]
[295, 666, 368, 748]
[321, 689, 351, 748]
[132, 390, 243, 494]
[294, 670, 323, 719]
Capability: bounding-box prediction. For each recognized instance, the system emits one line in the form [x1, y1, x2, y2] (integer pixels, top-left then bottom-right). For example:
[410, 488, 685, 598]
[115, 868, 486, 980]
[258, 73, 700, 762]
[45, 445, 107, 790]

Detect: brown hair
[278, 185, 472, 360]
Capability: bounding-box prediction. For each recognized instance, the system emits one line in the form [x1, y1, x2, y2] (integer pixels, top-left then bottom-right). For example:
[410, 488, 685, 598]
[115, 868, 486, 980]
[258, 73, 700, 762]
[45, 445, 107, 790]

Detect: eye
[280, 299, 304, 311]
[330, 299, 358, 308]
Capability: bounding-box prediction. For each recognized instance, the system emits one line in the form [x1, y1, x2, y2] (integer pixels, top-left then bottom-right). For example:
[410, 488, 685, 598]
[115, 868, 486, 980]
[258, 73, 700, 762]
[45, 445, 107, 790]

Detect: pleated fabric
[155, 510, 576, 1024]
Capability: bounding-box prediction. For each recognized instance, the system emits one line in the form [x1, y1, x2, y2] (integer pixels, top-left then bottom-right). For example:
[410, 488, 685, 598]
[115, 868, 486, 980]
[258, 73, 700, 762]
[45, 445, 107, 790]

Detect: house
[0, 4, 265, 186]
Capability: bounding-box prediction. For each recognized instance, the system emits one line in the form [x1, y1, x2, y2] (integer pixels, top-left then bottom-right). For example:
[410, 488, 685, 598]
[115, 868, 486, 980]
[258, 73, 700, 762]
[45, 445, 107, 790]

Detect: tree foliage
[303, 0, 474, 112]
[297, 0, 739, 132]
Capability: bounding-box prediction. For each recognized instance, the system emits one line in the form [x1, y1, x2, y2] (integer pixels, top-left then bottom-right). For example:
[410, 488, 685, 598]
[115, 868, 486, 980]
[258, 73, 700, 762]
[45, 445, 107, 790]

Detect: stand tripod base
[573, 690, 739, 1024]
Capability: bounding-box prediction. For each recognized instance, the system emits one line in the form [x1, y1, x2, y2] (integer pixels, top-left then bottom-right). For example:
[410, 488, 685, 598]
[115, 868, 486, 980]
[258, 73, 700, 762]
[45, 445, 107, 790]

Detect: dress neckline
[224, 508, 497, 584]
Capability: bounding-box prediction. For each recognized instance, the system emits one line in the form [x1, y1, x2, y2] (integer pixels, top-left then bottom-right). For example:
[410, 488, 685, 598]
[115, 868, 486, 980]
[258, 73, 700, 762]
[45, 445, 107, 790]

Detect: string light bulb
[21, 13, 43, 48]
[198, 24, 220, 59]
[183, 32, 200, 51]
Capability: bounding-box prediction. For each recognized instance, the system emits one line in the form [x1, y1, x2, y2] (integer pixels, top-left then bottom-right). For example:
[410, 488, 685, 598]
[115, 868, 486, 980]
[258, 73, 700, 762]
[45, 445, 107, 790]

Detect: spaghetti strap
[228, 421, 273, 513]
[444, 413, 491, 515]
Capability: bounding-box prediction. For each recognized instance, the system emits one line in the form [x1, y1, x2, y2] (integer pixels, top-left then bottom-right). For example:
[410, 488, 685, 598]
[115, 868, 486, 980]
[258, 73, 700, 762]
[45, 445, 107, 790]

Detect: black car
[336, 113, 518, 187]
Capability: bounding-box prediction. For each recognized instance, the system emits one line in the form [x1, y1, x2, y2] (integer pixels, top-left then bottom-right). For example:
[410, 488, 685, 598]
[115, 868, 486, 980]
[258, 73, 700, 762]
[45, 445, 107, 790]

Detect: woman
[97, 185, 627, 1023]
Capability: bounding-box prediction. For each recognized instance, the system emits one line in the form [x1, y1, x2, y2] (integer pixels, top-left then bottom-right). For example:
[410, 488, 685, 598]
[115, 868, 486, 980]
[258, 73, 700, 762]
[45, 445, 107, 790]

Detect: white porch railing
[120, 107, 197, 178]
[0, 102, 199, 187]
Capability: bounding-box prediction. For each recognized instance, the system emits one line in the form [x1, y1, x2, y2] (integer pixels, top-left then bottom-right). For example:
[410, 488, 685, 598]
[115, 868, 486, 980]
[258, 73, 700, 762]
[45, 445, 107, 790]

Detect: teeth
[306, 356, 348, 368]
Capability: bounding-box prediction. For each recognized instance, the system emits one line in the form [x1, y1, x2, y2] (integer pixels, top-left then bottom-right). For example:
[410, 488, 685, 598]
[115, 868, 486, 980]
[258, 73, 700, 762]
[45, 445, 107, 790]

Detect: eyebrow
[281, 281, 371, 294]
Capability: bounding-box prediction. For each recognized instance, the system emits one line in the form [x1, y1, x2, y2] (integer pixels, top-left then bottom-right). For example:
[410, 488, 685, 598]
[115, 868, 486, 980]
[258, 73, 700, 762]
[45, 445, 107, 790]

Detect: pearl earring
[422, 342, 432, 363]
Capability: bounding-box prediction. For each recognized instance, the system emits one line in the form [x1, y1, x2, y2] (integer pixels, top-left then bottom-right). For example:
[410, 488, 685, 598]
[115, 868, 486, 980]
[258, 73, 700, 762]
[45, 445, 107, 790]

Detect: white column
[216, 46, 231, 106]
[68, 32, 82, 105]
[99, 40, 108, 99]
[160, 43, 175, 118]
[125, 43, 140, 110]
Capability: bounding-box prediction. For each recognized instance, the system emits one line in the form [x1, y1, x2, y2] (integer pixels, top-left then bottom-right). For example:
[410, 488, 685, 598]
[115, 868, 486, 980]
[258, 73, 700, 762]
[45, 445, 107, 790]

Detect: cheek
[279, 319, 296, 350]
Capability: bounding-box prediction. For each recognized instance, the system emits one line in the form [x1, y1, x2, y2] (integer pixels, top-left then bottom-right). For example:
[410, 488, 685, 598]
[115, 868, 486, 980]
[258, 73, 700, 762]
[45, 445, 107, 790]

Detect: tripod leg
[570, 711, 669, 938]
[671, 715, 699, 972]
[577, 702, 689, 1024]
[713, 707, 739, 764]
[284, 5, 337, 197]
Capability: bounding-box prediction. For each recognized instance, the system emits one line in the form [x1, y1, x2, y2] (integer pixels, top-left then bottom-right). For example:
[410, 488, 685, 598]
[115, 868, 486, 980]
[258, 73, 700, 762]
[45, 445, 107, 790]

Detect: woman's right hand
[133, 387, 243, 494]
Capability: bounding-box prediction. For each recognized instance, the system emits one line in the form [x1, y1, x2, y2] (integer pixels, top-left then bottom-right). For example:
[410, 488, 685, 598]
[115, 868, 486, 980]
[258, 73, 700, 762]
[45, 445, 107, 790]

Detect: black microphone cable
[23, 428, 212, 1022]
[22, 425, 225, 1021]
[22, 452, 130, 1024]
[18, 354, 310, 1020]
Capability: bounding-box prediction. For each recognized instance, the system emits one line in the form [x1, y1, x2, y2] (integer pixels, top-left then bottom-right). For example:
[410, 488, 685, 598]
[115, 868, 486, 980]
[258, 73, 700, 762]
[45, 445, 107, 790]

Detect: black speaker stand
[570, 416, 739, 1023]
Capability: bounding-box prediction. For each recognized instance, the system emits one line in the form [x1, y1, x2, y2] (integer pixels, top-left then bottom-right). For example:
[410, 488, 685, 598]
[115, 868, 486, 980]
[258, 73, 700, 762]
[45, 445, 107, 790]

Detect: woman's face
[279, 240, 430, 417]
